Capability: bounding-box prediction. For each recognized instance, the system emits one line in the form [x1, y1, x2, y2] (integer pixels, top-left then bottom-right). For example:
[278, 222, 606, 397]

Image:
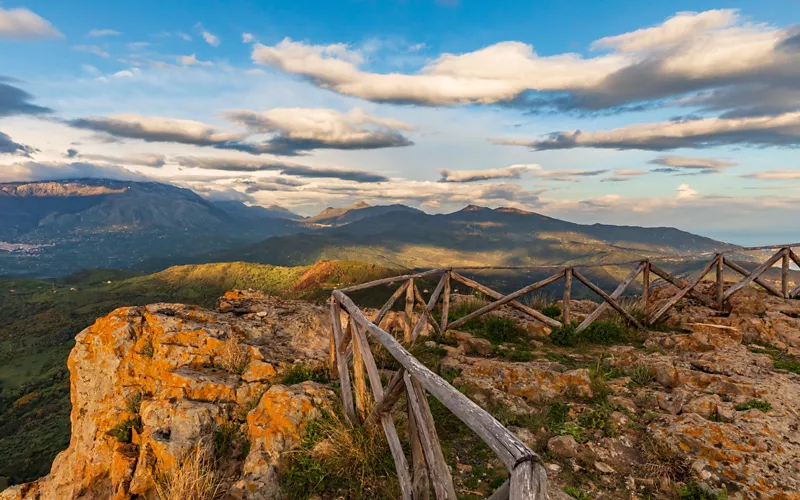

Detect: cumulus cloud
[676, 183, 699, 199]
[249, 10, 800, 115]
[73, 45, 110, 58]
[242, 33, 255, 43]
[178, 54, 213, 66]
[439, 165, 535, 182]
[0, 8, 62, 39]
[88, 28, 121, 37]
[0, 131, 36, 156]
[0, 160, 148, 182]
[0, 79, 52, 116]
[174, 156, 390, 183]
[224, 107, 414, 155]
[493, 112, 800, 151]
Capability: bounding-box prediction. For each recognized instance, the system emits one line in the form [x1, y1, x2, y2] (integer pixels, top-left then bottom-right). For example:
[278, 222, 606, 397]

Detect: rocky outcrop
[1, 291, 334, 500]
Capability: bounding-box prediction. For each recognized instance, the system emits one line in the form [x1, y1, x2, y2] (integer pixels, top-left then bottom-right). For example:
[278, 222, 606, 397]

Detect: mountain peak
[347, 200, 371, 210]
[459, 204, 490, 212]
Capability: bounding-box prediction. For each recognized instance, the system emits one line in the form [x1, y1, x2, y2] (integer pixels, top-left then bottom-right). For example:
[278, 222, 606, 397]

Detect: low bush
[542, 305, 561, 319]
[214, 421, 249, 459]
[480, 316, 526, 343]
[677, 481, 729, 500]
[550, 323, 580, 347]
[582, 321, 628, 345]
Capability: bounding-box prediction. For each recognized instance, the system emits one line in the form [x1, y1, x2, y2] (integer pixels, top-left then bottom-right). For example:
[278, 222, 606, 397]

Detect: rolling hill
[0, 179, 305, 277]
[213, 204, 734, 270]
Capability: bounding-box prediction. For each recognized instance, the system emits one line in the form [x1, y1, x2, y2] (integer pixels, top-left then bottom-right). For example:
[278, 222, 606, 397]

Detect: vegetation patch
[278, 409, 400, 499]
[542, 305, 562, 319]
[734, 399, 771, 412]
[279, 364, 330, 386]
[155, 442, 221, 500]
[677, 481, 729, 500]
[110, 417, 143, 444]
[551, 321, 633, 347]
[213, 421, 249, 459]
[217, 338, 249, 375]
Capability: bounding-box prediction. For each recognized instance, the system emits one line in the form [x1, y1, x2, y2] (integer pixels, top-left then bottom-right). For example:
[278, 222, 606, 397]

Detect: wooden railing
[328, 244, 800, 499]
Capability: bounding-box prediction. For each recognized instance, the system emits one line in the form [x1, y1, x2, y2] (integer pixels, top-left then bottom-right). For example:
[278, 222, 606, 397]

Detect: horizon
[1, 1, 800, 245]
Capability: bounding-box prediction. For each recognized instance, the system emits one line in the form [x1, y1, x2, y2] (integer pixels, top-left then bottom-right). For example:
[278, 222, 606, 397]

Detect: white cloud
[249, 10, 798, 113]
[494, 112, 800, 151]
[112, 70, 134, 78]
[591, 10, 737, 52]
[224, 107, 415, 155]
[88, 28, 121, 37]
[613, 169, 648, 176]
[177, 32, 192, 41]
[676, 183, 699, 199]
[73, 45, 110, 58]
[68, 114, 243, 146]
[200, 28, 220, 46]
[242, 33, 255, 43]
[82, 64, 101, 76]
[178, 54, 213, 67]
[409, 42, 427, 52]
[0, 8, 62, 39]
[439, 165, 536, 182]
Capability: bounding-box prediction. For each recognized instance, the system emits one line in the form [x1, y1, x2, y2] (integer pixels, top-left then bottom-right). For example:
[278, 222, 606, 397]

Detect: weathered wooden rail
[329, 244, 800, 499]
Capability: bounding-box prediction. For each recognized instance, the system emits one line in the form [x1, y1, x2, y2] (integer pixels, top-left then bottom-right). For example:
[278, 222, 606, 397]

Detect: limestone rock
[2, 291, 333, 500]
[548, 435, 578, 458]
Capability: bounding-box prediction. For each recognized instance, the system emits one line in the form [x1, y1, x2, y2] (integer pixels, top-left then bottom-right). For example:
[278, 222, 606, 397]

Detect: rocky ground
[2, 283, 800, 499]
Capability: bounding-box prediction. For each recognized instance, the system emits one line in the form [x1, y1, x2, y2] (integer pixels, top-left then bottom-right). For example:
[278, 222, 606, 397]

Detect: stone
[548, 435, 578, 458]
[464, 337, 492, 356]
[594, 461, 615, 474]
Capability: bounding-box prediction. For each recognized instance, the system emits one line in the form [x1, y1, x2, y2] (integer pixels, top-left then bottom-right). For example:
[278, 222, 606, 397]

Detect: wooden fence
[328, 244, 800, 499]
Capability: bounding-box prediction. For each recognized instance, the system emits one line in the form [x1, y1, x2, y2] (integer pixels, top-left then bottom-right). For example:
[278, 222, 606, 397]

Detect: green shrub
[582, 321, 627, 345]
[480, 316, 525, 343]
[111, 417, 143, 443]
[734, 399, 771, 412]
[125, 392, 143, 414]
[550, 324, 580, 347]
[542, 305, 561, 319]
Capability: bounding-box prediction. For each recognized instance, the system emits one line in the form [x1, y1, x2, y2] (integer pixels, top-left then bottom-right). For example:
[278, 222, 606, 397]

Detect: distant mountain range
[0, 179, 734, 277]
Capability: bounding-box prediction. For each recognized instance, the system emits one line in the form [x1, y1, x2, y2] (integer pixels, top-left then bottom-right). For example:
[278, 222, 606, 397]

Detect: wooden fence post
[330, 299, 357, 424]
[441, 272, 451, 333]
[351, 320, 370, 421]
[562, 268, 572, 325]
[782, 248, 790, 299]
[405, 278, 415, 343]
[642, 261, 650, 313]
[716, 254, 724, 310]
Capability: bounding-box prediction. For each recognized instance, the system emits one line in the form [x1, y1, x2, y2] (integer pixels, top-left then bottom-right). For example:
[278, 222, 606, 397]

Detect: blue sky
[1, 0, 799, 244]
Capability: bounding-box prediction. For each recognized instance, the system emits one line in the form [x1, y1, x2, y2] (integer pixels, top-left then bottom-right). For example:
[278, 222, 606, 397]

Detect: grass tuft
[279, 409, 399, 499]
[217, 337, 249, 375]
[154, 442, 221, 500]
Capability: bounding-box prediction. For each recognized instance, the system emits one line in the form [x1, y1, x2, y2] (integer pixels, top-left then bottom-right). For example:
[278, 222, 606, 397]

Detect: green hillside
[0, 260, 397, 485]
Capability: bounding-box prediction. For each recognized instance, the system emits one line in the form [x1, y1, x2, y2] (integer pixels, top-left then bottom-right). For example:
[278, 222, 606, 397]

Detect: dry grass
[218, 337, 249, 375]
[523, 291, 556, 311]
[279, 409, 399, 499]
[155, 441, 222, 500]
[641, 435, 690, 481]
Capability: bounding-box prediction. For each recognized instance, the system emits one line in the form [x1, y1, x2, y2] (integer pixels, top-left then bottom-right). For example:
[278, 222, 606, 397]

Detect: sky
[1, 0, 799, 245]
